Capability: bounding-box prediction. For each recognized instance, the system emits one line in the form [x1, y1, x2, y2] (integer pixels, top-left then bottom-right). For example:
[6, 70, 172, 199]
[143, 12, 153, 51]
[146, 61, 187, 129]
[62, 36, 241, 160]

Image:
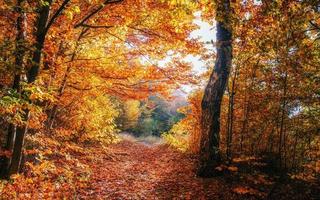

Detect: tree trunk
[0, 0, 26, 178]
[8, 114, 29, 176]
[47, 66, 71, 129]
[240, 90, 248, 153]
[226, 66, 237, 161]
[197, 0, 232, 177]
[27, 0, 52, 83]
[291, 131, 298, 170]
[7, 0, 73, 177]
[278, 71, 288, 168]
[7, 1, 52, 176]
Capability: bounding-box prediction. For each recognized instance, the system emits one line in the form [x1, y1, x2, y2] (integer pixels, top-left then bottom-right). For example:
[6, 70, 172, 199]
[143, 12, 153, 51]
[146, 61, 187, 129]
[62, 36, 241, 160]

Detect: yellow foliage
[75, 95, 120, 144]
[121, 100, 141, 130]
[163, 90, 203, 153]
[162, 127, 189, 152]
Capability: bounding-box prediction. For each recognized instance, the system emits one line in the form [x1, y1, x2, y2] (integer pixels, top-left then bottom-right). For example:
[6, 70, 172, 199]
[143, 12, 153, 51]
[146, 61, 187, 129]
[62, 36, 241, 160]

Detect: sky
[187, 15, 216, 74]
[177, 13, 216, 95]
[190, 12, 216, 43]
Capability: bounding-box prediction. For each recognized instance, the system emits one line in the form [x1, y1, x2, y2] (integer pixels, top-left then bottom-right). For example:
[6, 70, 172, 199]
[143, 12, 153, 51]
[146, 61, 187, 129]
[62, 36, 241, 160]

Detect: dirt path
[78, 140, 226, 199]
[78, 139, 318, 200]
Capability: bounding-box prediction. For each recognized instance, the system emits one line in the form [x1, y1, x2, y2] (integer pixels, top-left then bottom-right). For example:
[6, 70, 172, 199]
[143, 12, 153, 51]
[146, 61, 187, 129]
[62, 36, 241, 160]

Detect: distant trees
[120, 100, 141, 131]
[119, 96, 186, 137]
[163, 91, 202, 152]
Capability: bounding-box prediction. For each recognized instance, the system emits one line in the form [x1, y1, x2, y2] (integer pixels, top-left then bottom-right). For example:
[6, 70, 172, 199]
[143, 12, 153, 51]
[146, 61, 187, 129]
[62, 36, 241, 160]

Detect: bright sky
[187, 16, 216, 74]
[180, 13, 216, 94]
[190, 12, 216, 43]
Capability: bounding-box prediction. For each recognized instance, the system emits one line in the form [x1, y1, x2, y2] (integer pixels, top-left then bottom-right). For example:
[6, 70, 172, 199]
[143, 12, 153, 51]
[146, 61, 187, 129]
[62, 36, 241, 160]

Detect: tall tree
[0, 0, 27, 178]
[197, 0, 232, 177]
[4, 0, 72, 176]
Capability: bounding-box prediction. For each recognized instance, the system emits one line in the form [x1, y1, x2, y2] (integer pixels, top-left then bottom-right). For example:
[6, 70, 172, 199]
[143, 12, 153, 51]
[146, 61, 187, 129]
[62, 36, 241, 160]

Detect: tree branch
[127, 26, 165, 39]
[64, 57, 104, 63]
[74, 0, 124, 28]
[44, 0, 71, 35]
[105, 30, 175, 81]
[79, 24, 114, 29]
[309, 20, 320, 31]
[67, 84, 93, 91]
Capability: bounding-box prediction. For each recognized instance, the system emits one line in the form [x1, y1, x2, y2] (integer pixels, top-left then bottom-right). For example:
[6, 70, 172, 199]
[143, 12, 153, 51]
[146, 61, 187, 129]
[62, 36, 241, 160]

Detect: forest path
[79, 139, 232, 199]
[78, 138, 318, 200]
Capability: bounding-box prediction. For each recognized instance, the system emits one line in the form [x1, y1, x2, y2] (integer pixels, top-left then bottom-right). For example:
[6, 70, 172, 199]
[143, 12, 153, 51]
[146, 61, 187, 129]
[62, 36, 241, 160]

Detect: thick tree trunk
[28, 0, 71, 82]
[197, 0, 232, 177]
[27, 0, 52, 83]
[0, 124, 16, 178]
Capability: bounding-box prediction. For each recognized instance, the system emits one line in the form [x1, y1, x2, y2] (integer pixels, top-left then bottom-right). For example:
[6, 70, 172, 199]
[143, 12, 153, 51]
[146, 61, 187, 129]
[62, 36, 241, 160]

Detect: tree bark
[197, 0, 232, 177]
[27, 0, 71, 82]
[27, 0, 53, 83]
[291, 131, 298, 170]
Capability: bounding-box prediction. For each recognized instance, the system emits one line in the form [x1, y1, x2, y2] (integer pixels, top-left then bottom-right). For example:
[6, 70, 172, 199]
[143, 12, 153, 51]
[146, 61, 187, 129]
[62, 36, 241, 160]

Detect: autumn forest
[0, 0, 319, 199]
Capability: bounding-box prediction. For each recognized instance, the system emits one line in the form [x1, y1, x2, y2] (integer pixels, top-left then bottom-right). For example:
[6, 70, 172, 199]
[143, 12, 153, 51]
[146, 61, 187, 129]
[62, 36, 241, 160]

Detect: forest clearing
[0, 0, 319, 199]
